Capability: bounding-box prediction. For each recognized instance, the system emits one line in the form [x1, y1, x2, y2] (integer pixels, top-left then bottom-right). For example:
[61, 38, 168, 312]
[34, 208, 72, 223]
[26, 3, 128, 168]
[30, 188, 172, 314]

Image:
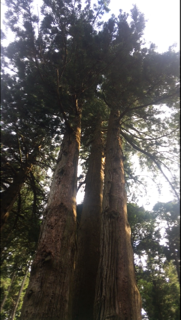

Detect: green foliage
[0, 171, 46, 318]
[153, 201, 180, 282]
[0, 266, 30, 320]
[128, 201, 180, 320]
[138, 261, 180, 320]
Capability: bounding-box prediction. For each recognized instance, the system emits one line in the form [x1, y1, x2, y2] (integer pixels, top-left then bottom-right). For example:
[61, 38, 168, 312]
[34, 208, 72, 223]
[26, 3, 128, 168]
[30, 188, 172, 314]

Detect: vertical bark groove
[20, 118, 81, 320]
[94, 109, 141, 320]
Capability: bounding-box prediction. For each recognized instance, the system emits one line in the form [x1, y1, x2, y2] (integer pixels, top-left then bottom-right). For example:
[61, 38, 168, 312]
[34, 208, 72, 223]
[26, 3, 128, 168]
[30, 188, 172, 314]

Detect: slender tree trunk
[172, 247, 180, 284]
[10, 268, 29, 320]
[94, 109, 141, 320]
[71, 118, 104, 320]
[0, 271, 16, 312]
[1, 146, 39, 229]
[1, 167, 30, 229]
[20, 118, 81, 320]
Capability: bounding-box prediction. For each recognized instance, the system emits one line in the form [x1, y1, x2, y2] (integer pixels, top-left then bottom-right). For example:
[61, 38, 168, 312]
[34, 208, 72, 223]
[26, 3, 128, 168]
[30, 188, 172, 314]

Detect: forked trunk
[71, 118, 104, 320]
[20, 118, 81, 320]
[94, 109, 141, 320]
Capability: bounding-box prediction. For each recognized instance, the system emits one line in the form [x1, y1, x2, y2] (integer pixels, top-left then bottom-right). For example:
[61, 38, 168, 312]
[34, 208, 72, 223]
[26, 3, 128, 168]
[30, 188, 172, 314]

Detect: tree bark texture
[94, 109, 141, 320]
[71, 118, 104, 320]
[20, 119, 81, 320]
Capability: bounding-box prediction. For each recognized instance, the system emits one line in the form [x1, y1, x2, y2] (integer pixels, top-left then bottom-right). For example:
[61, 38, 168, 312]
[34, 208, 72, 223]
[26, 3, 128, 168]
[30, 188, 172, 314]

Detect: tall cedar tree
[2, 0, 180, 319]
[3, 1, 111, 318]
[20, 120, 81, 320]
[94, 109, 141, 320]
[72, 116, 104, 320]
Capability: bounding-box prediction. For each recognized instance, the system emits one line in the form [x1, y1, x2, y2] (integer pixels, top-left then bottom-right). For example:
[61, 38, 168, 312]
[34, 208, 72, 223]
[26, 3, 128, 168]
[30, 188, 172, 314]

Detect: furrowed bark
[20, 117, 81, 320]
[71, 118, 104, 320]
[94, 109, 141, 320]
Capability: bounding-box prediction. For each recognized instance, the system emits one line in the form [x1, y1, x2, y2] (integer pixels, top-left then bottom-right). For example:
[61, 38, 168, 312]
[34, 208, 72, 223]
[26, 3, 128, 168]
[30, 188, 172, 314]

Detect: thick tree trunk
[94, 109, 141, 320]
[0, 271, 16, 312]
[10, 268, 29, 320]
[20, 119, 81, 320]
[71, 118, 104, 320]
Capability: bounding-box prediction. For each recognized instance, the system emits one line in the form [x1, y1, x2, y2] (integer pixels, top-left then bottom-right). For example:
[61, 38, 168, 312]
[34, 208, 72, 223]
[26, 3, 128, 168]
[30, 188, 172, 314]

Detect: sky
[105, 0, 180, 53]
[2, 0, 180, 52]
[1, 0, 180, 210]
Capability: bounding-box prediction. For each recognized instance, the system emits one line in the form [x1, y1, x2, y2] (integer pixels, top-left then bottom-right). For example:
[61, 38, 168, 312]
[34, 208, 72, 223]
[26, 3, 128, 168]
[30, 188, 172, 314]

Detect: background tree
[1, 70, 60, 229]
[153, 201, 180, 283]
[127, 201, 180, 320]
[0, 167, 49, 319]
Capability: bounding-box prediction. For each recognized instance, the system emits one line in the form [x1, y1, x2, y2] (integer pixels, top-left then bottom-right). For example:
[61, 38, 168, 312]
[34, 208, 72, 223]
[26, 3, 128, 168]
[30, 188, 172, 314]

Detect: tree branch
[56, 68, 73, 132]
[121, 130, 179, 201]
[119, 89, 179, 121]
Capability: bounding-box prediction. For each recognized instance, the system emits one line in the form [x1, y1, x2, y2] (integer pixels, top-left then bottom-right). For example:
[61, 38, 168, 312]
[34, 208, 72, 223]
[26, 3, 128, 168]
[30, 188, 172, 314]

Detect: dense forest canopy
[1, 0, 180, 319]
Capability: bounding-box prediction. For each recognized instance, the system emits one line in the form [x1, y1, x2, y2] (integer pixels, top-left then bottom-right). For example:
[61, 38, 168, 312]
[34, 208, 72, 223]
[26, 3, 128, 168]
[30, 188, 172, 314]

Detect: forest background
[0, 0, 180, 319]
